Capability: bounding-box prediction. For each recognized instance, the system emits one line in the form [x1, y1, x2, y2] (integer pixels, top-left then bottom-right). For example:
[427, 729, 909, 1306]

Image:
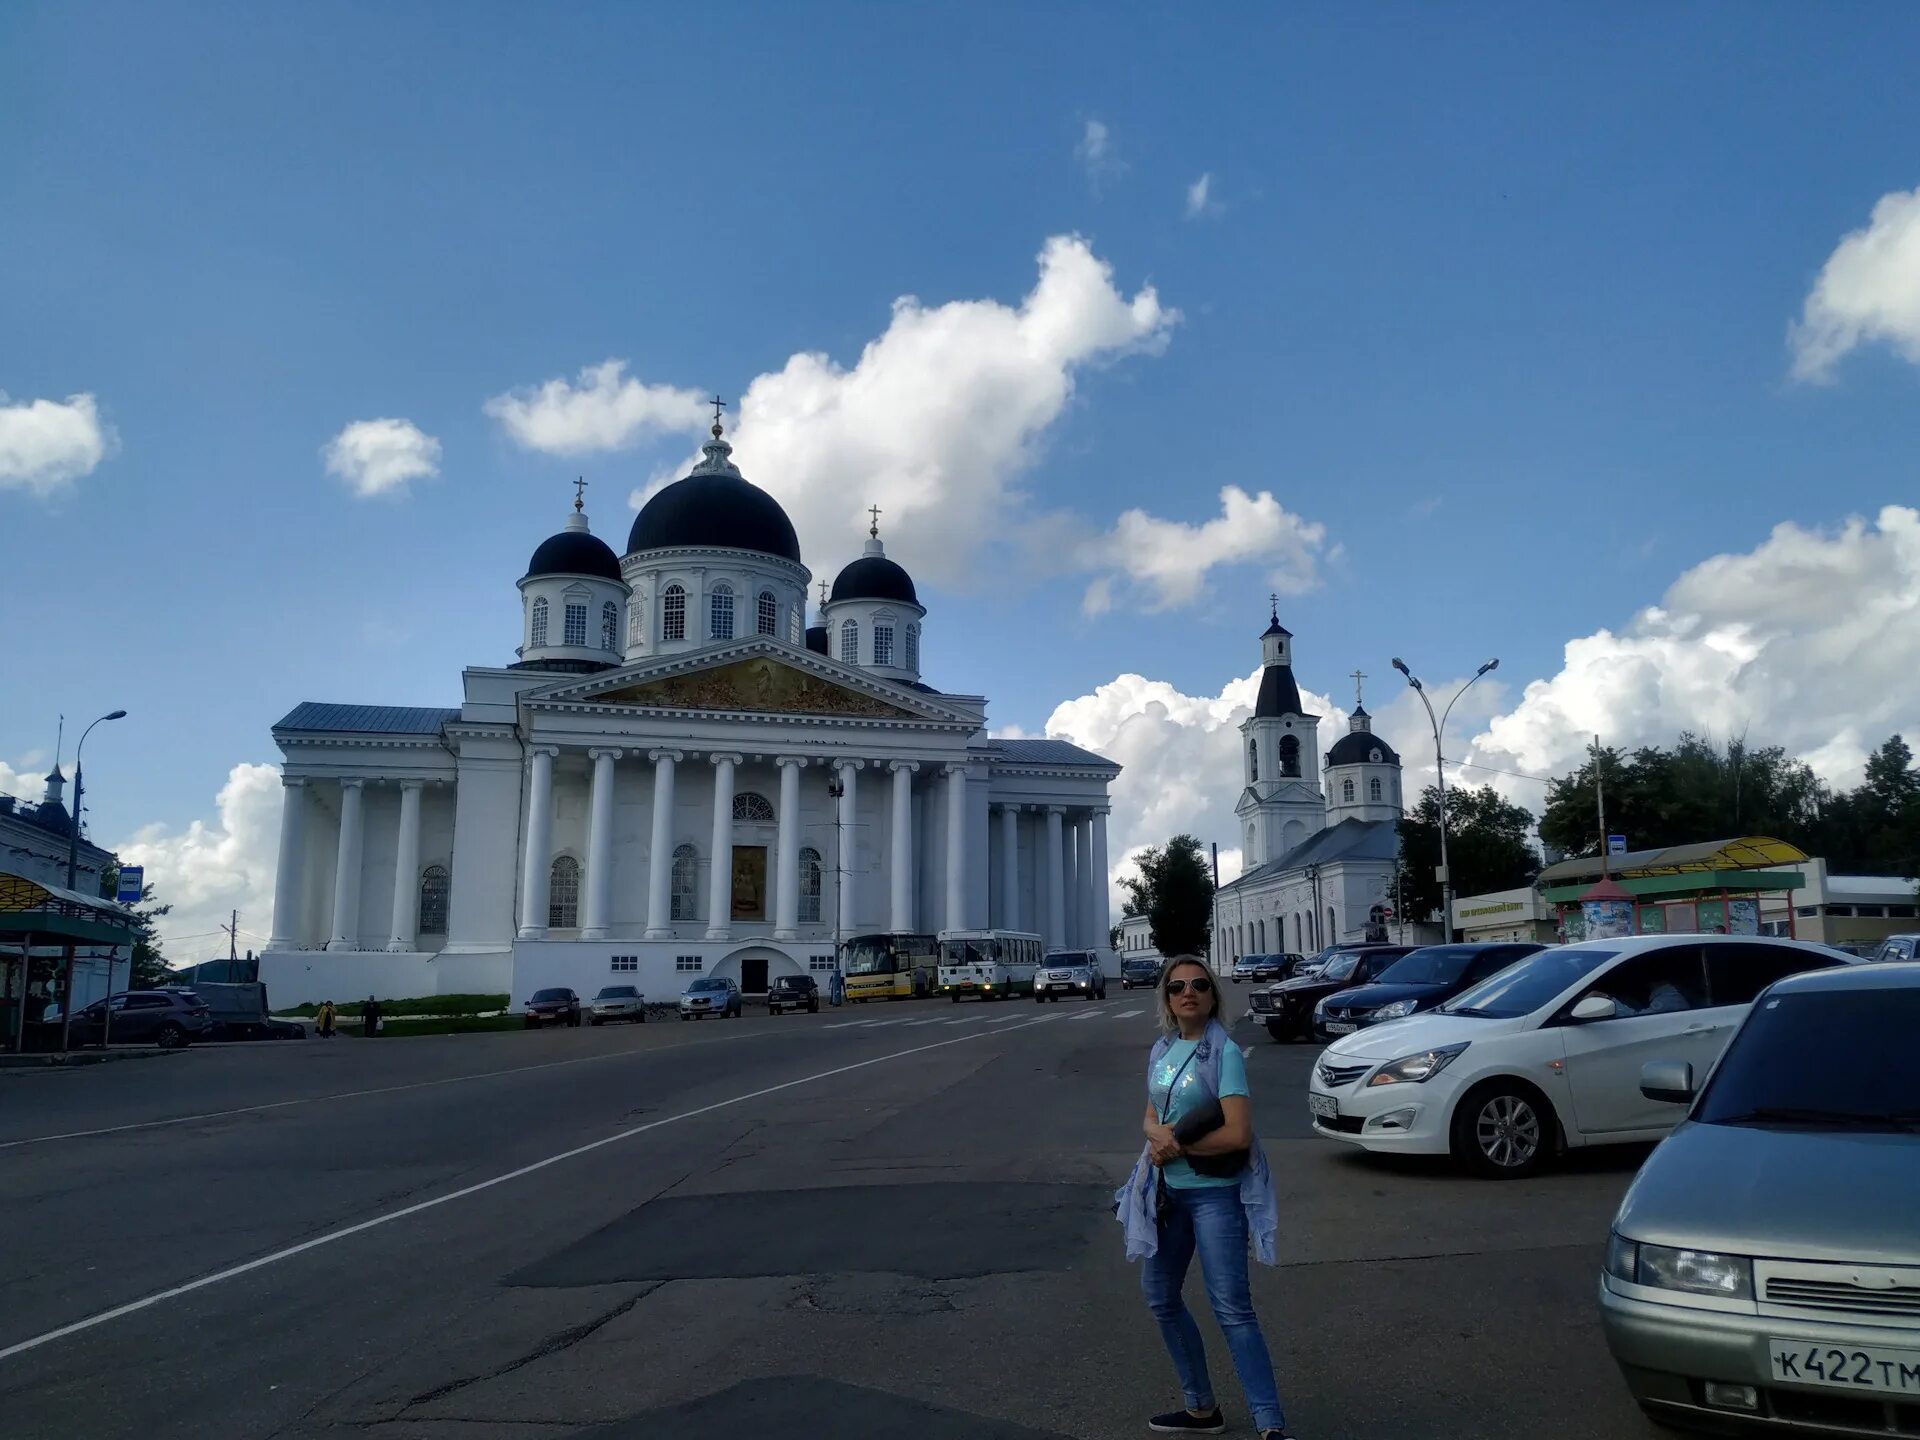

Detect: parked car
[523, 987, 582, 1028]
[1867, 932, 1918, 964]
[1307, 934, 1848, 1178]
[1036, 951, 1106, 1001]
[1601, 961, 1920, 1436]
[678, 975, 741, 1020]
[1232, 953, 1293, 983]
[1312, 943, 1546, 1041]
[175, 982, 304, 1040]
[66, 990, 212, 1049]
[588, 985, 646, 1024]
[1251, 946, 1417, 1041]
[767, 975, 819, 1015]
[1120, 955, 1161, 990]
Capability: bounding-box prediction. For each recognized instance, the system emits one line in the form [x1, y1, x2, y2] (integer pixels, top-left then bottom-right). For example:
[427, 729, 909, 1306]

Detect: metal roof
[0, 871, 137, 944]
[1538, 835, 1809, 885]
[985, 738, 1118, 770]
[274, 703, 459, 736]
[1221, 818, 1398, 891]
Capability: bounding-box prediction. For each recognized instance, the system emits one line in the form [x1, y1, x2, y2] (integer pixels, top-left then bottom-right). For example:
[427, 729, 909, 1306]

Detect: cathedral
[260, 415, 1120, 1007]
[1212, 609, 1405, 963]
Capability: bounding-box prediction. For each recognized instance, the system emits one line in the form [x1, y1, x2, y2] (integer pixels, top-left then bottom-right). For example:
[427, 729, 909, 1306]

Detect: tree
[1119, 834, 1214, 957]
[1397, 784, 1541, 926]
[103, 869, 171, 990]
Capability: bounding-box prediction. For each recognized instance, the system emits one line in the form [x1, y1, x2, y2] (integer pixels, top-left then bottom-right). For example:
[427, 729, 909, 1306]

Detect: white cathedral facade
[260, 420, 1120, 1007]
[1211, 612, 1405, 964]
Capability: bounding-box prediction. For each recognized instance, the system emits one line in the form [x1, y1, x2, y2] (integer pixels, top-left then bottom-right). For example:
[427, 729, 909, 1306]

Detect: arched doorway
[711, 944, 798, 997]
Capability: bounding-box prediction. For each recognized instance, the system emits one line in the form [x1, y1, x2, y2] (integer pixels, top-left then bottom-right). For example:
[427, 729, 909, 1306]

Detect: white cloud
[0, 391, 114, 496]
[1790, 186, 1920, 382]
[116, 763, 283, 961]
[1079, 485, 1328, 612]
[1184, 173, 1222, 220]
[1075, 118, 1126, 193]
[484, 360, 710, 454]
[322, 418, 442, 498]
[0, 754, 48, 804]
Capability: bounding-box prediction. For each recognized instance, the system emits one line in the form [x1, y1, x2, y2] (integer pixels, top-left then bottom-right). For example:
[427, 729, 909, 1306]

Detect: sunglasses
[1165, 977, 1214, 996]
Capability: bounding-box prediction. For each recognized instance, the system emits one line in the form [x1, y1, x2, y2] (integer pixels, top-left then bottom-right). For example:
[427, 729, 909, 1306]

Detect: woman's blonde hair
[1156, 953, 1224, 1035]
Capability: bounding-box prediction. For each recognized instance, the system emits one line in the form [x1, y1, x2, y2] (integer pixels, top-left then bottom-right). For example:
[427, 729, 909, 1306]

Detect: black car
[66, 990, 212, 1049]
[523, 987, 582, 1028]
[1120, 956, 1161, 990]
[1250, 945, 1417, 1041]
[767, 975, 820, 1015]
[1311, 942, 1546, 1042]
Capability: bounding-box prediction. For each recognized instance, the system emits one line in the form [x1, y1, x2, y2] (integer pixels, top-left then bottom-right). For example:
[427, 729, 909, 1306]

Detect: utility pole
[1594, 735, 1609, 879]
[1210, 842, 1220, 964]
[223, 910, 239, 965]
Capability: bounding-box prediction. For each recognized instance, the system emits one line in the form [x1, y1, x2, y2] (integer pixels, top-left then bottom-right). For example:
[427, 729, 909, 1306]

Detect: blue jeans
[1141, 1184, 1287, 1432]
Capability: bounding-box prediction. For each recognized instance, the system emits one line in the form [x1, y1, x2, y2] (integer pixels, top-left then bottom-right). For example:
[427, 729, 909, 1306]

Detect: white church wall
[446, 744, 521, 957]
[261, 949, 439, 1007]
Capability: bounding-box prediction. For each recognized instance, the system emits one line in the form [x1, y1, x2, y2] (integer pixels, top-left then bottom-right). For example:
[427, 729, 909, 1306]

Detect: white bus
[936, 929, 1044, 1001]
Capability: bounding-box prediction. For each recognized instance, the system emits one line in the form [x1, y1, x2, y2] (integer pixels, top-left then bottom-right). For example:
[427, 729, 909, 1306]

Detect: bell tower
[1234, 600, 1325, 867]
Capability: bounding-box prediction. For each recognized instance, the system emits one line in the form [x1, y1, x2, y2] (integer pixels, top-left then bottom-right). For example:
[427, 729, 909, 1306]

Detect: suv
[1252, 946, 1416, 1041]
[1036, 951, 1106, 1001]
[1313, 943, 1545, 1041]
[1868, 933, 1919, 964]
[588, 985, 646, 1024]
[1121, 955, 1161, 990]
[678, 975, 741, 1020]
[67, 990, 211, 1049]
[767, 975, 820, 1015]
[524, 988, 582, 1028]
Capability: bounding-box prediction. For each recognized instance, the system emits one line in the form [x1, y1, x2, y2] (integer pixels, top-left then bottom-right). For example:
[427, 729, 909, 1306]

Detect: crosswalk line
[1068, 1009, 1104, 1020]
[1117, 1008, 1144, 1018]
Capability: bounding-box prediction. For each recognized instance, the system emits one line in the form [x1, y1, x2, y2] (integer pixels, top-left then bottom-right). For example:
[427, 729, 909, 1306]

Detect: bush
[274, 993, 507, 1019]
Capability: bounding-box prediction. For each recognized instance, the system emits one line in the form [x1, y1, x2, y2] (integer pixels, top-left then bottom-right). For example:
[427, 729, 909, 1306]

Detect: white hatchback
[1306, 934, 1847, 1177]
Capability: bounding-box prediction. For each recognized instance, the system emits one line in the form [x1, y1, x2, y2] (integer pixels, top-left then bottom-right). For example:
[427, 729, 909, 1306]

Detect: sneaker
[1148, 1410, 1226, 1435]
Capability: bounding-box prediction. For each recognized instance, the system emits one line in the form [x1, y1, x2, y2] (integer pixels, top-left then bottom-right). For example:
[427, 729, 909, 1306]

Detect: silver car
[1600, 962, 1920, 1435]
[588, 984, 646, 1024]
[1035, 951, 1105, 1001]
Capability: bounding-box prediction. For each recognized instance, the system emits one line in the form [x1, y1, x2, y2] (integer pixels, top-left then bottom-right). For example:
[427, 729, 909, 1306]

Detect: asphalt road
[0, 991, 1667, 1439]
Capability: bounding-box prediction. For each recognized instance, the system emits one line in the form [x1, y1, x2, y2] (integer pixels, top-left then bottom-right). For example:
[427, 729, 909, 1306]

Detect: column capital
[339, 777, 365, 792]
[283, 775, 308, 790]
[398, 778, 425, 793]
[834, 757, 866, 773]
[775, 755, 810, 770]
[528, 745, 561, 759]
[943, 761, 971, 777]
[647, 748, 685, 765]
[587, 747, 625, 762]
[1044, 803, 1066, 816]
[1090, 805, 1110, 818]
[888, 759, 919, 774]
[708, 751, 745, 767]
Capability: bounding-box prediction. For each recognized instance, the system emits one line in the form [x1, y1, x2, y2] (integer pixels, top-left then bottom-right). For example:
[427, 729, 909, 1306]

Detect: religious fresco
[588, 658, 918, 718]
[731, 845, 768, 922]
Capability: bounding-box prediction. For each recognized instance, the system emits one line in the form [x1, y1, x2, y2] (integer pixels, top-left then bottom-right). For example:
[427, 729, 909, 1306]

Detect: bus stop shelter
[1537, 836, 1809, 942]
[0, 871, 138, 1052]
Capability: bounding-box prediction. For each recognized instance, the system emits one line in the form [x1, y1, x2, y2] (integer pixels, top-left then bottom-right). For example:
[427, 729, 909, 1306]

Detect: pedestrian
[316, 999, 336, 1038]
[363, 994, 381, 1038]
[829, 969, 844, 1007]
[1114, 954, 1294, 1439]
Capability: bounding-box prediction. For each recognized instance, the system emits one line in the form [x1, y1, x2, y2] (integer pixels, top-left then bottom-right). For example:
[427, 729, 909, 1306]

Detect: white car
[1306, 934, 1846, 1177]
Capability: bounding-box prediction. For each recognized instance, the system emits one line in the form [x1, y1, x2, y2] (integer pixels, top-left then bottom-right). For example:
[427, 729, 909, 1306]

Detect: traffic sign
[114, 866, 144, 903]
[1607, 834, 1627, 856]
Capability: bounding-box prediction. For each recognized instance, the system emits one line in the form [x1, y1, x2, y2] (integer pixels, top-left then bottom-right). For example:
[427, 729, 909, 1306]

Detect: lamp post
[61, 709, 127, 1053]
[1391, 659, 1496, 943]
[826, 772, 845, 1006]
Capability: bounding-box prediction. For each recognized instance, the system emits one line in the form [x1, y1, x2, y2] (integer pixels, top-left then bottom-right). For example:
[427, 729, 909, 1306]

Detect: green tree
[103, 869, 172, 989]
[1119, 834, 1215, 957]
[1397, 784, 1541, 926]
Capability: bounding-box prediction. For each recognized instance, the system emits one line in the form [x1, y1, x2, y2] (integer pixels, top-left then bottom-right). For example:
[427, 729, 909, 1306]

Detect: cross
[1350, 669, 1368, 709]
[709, 394, 727, 427]
[572, 476, 588, 512]
[1269, 592, 1280, 621]
[817, 580, 829, 609]
[868, 503, 883, 538]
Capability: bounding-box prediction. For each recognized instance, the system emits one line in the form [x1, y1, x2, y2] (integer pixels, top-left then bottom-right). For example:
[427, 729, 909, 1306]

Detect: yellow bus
[839, 932, 938, 1002]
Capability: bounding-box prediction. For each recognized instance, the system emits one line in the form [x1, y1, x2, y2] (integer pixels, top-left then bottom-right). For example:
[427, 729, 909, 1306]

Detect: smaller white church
[1212, 609, 1404, 962]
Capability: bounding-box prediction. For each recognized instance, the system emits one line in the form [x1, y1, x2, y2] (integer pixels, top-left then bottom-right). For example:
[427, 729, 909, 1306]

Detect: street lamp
[1391, 658, 1496, 943]
[61, 709, 127, 1052]
[826, 773, 845, 1006]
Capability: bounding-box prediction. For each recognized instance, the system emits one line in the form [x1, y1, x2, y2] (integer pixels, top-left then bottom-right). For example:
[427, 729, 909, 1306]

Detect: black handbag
[1172, 1097, 1249, 1179]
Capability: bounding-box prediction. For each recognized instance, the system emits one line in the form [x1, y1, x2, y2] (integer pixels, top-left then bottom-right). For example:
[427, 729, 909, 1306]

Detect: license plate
[1308, 1093, 1339, 1120]
[1770, 1339, 1920, 1395]
[1325, 1021, 1357, 1034]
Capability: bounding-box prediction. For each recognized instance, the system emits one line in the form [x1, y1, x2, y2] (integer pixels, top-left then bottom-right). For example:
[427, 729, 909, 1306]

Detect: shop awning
[0, 872, 138, 947]
[1541, 868, 1806, 905]
[1538, 836, 1809, 886]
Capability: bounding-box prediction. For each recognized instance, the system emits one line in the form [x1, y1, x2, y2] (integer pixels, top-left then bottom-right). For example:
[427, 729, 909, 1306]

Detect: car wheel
[1265, 1020, 1288, 1043]
[1451, 1081, 1554, 1179]
[590, 1016, 601, 1026]
[157, 1022, 186, 1050]
[525, 1017, 538, 1029]
[950, 992, 959, 1003]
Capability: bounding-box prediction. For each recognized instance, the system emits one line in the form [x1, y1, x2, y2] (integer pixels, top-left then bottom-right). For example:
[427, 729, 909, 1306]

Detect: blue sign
[1606, 834, 1627, 856]
[115, 865, 144, 903]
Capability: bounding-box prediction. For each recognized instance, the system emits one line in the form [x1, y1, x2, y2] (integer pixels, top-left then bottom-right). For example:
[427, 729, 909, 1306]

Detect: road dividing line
[1067, 1009, 1104, 1020]
[0, 1012, 1059, 1364]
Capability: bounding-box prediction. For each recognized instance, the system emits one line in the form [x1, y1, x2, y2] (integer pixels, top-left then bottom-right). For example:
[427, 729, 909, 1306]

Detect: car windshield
[688, 978, 726, 992]
[531, 988, 570, 1001]
[1439, 947, 1620, 1018]
[1378, 946, 1484, 986]
[941, 940, 993, 965]
[1696, 988, 1920, 1131]
[841, 939, 897, 975]
[1320, 954, 1361, 982]
[596, 987, 637, 999]
[775, 978, 807, 990]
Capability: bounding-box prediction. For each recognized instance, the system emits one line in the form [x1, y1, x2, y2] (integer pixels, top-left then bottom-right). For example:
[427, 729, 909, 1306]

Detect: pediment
[529, 645, 957, 722]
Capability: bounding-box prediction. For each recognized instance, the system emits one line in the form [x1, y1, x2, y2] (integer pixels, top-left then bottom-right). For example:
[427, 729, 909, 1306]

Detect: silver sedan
[588, 985, 647, 1024]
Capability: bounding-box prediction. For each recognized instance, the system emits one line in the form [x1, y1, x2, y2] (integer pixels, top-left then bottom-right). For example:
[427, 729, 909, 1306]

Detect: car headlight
[1313, 999, 1328, 1018]
[1616, 1239, 1754, 1300]
[1366, 1041, 1469, 1086]
[1371, 998, 1419, 1020]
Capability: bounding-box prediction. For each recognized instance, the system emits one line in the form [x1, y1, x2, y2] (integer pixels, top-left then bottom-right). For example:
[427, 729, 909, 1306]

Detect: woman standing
[1115, 955, 1294, 1438]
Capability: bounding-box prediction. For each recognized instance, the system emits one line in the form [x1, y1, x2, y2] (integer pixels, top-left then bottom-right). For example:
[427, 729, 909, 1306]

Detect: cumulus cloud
[1075, 118, 1125, 192]
[0, 391, 114, 495]
[322, 418, 442, 498]
[1184, 173, 1221, 220]
[1790, 186, 1920, 382]
[117, 763, 283, 960]
[0, 754, 48, 804]
[1079, 485, 1327, 611]
[484, 360, 710, 454]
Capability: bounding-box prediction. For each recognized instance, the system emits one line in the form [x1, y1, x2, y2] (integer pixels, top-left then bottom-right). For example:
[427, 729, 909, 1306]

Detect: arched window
[756, 589, 778, 637]
[548, 856, 580, 928]
[840, 619, 858, 661]
[904, 623, 919, 671]
[1369, 777, 1382, 802]
[789, 608, 802, 644]
[1328, 906, 1337, 947]
[662, 584, 686, 641]
[564, 602, 588, 647]
[418, 865, 449, 934]
[628, 599, 645, 648]
[1342, 778, 1355, 803]
[1293, 914, 1303, 951]
[873, 623, 894, 666]
[710, 584, 734, 640]
[670, 844, 698, 921]
[1248, 739, 1259, 782]
[530, 597, 549, 648]
[799, 846, 823, 923]
[1278, 734, 1301, 777]
[733, 792, 775, 822]
[601, 601, 619, 651]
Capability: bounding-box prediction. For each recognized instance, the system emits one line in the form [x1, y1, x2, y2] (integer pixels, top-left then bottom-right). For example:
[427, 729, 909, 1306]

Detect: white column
[326, 779, 366, 951]
[1061, 811, 1080, 947]
[998, 804, 1019, 931]
[773, 757, 805, 940]
[1075, 812, 1096, 951]
[1044, 805, 1066, 949]
[581, 749, 622, 939]
[517, 748, 558, 940]
[835, 760, 863, 935]
[890, 761, 917, 933]
[1091, 806, 1112, 953]
[268, 777, 308, 950]
[385, 780, 424, 952]
[643, 749, 682, 939]
[944, 764, 968, 931]
[705, 753, 741, 940]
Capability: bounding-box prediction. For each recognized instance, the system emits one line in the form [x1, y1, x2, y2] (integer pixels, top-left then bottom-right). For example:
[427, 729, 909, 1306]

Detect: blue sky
[6, 3, 1920, 950]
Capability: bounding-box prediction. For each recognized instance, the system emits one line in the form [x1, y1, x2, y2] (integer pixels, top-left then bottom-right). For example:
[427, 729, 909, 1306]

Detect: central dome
[625, 430, 801, 564]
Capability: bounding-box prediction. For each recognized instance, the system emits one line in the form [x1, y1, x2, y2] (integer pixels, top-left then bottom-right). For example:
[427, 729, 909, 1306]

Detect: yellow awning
[1537, 836, 1809, 885]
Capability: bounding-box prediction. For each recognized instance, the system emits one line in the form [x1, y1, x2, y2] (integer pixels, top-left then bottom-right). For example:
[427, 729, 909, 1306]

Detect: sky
[5, 3, 1920, 957]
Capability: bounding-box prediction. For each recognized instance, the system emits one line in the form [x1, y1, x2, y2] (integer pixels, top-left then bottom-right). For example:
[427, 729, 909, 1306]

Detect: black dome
[525, 529, 622, 582]
[831, 554, 919, 606]
[1253, 664, 1304, 719]
[805, 624, 830, 656]
[627, 473, 801, 563]
[1327, 730, 1400, 767]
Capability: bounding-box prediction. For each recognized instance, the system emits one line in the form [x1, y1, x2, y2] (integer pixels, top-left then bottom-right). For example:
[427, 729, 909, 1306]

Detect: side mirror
[1641, 1060, 1696, 1106]
[1569, 994, 1619, 1023]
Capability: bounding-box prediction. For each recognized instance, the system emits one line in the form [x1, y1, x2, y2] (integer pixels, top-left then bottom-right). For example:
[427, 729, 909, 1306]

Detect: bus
[937, 929, 1044, 1001]
[839, 932, 938, 1002]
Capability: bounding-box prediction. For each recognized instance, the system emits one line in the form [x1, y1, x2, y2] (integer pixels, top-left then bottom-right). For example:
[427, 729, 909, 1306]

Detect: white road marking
[0, 1013, 1059, 1363]
[943, 1017, 973, 1026]
[823, 1021, 865, 1030]
[1068, 1009, 1104, 1020]
[1117, 1008, 1144, 1018]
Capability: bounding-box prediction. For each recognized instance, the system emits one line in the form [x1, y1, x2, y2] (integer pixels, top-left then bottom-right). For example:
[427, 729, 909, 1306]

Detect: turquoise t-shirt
[1150, 1037, 1249, 1190]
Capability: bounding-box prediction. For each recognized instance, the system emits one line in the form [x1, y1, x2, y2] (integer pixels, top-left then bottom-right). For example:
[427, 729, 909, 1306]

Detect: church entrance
[741, 954, 768, 995]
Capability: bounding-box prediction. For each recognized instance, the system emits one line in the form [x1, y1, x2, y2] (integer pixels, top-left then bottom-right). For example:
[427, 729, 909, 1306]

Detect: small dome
[831, 554, 918, 606]
[1327, 730, 1399, 768]
[525, 528, 621, 582]
[805, 623, 830, 656]
[626, 429, 801, 564]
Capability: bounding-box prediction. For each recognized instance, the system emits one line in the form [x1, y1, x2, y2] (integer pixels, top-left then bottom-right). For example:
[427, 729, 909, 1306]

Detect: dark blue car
[1312, 942, 1545, 1042]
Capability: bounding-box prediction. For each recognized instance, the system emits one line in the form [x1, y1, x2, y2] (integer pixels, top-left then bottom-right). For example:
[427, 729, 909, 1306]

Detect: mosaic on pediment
[586, 658, 916, 719]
